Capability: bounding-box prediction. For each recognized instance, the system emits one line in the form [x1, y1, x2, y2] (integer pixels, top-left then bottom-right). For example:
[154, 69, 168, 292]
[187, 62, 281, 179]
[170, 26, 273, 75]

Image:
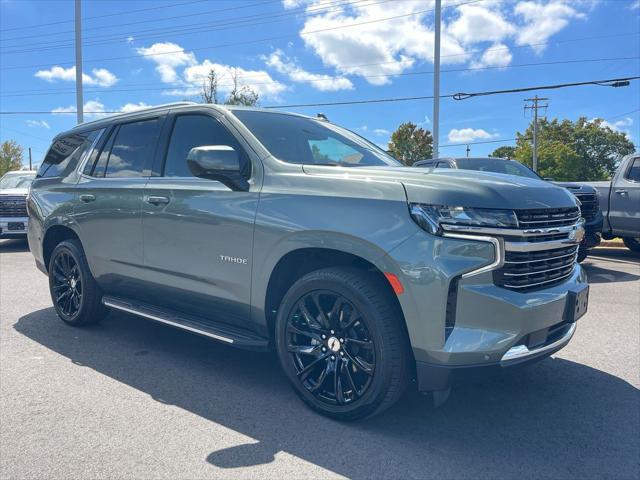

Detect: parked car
[28, 103, 589, 420]
[0, 169, 37, 239]
[413, 157, 602, 262]
[580, 153, 640, 252]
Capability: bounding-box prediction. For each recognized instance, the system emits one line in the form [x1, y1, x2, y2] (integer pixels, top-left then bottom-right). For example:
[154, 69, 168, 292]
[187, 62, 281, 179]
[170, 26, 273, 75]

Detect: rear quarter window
[38, 130, 102, 179]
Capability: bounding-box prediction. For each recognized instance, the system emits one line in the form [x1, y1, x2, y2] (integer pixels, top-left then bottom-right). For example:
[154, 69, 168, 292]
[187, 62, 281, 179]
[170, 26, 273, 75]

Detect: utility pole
[524, 95, 548, 173]
[432, 0, 441, 159]
[75, 0, 84, 124]
[28, 148, 32, 170]
[466, 145, 470, 157]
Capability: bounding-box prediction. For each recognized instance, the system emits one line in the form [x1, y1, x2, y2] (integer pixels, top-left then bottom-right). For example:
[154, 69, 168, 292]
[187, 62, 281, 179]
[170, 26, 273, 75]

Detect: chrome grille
[494, 245, 578, 291]
[515, 207, 580, 228]
[0, 195, 28, 217]
[574, 193, 599, 222]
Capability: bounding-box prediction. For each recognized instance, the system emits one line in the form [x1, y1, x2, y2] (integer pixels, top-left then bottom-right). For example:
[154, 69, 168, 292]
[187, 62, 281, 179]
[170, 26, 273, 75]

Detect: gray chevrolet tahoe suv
[28, 103, 589, 420]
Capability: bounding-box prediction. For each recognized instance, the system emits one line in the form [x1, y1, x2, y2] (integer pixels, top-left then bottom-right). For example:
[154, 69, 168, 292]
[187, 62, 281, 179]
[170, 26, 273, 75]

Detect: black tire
[48, 239, 107, 326]
[577, 248, 588, 263]
[275, 267, 411, 421]
[622, 237, 640, 253]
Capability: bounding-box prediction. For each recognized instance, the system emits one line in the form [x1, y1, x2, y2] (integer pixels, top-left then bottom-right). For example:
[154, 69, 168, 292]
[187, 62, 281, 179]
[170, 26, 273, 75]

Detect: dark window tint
[164, 114, 246, 177]
[38, 129, 101, 178]
[103, 118, 161, 178]
[436, 162, 451, 169]
[626, 157, 640, 182]
[232, 110, 400, 167]
[87, 129, 116, 178]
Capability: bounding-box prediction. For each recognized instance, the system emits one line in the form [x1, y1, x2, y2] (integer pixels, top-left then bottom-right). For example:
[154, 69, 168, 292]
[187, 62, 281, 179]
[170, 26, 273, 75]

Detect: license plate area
[7, 222, 25, 231]
[566, 285, 589, 322]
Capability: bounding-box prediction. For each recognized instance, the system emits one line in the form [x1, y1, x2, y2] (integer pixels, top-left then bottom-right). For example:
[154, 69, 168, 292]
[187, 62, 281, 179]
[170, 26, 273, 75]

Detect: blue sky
[1, 0, 639, 166]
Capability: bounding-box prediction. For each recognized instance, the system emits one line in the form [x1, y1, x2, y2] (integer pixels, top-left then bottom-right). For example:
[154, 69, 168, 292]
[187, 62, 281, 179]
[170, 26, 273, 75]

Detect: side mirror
[187, 146, 248, 191]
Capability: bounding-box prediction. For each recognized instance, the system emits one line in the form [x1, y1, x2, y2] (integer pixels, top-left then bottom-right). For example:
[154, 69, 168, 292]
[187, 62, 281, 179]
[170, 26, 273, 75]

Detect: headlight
[410, 203, 518, 235]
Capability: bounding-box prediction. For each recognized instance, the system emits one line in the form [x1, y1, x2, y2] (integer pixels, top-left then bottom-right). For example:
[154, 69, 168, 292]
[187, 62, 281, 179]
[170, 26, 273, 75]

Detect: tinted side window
[163, 114, 247, 177]
[87, 129, 116, 178]
[104, 118, 161, 178]
[38, 130, 101, 178]
[626, 158, 640, 182]
[436, 162, 451, 168]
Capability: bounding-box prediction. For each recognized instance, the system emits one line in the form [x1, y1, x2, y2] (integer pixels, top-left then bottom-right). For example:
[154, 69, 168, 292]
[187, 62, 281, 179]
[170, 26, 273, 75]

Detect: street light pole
[432, 0, 441, 159]
[75, 0, 84, 124]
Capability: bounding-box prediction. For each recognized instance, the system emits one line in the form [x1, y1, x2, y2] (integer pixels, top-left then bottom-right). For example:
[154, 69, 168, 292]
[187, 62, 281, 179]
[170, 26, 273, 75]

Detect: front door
[74, 116, 164, 297]
[140, 112, 260, 329]
[609, 156, 640, 236]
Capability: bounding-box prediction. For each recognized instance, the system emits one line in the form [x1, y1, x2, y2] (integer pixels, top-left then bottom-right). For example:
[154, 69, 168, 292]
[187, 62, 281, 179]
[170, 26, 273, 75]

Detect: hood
[552, 181, 598, 194]
[0, 187, 29, 196]
[302, 165, 578, 210]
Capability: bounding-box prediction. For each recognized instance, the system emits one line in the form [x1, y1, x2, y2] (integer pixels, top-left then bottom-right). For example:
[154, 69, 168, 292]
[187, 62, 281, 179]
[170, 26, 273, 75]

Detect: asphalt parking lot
[1, 239, 638, 479]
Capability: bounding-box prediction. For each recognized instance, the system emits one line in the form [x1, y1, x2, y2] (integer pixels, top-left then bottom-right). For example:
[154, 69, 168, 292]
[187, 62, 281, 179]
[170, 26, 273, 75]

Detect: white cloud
[265, 50, 353, 91]
[25, 120, 50, 129]
[448, 4, 515, 45]
[631, 0, 640, 9]
[137, 42, 286, 100]
[52, 99, 107, 118]
[285, 1, 591, 83]
[448, 128, 499, 143]
[136, 42, 196, 82]
[35, 66, 118, 87]
[471, 43, 513, 68]
[593, 117, 634, 140]
[514, 1, 584, 53]
[120, 102, 152, 113]
[373, 128, 390, 136]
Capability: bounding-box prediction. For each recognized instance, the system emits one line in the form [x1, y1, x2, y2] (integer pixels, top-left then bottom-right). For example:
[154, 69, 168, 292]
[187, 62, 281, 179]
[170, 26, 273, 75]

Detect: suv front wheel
[275, 267, 410, 420]
[48, 239, 107, 326]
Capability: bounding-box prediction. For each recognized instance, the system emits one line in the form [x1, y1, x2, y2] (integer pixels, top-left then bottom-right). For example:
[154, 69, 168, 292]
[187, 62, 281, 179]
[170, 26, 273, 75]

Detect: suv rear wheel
[48, 239, 107, 326]
[275, 267, 410, 420]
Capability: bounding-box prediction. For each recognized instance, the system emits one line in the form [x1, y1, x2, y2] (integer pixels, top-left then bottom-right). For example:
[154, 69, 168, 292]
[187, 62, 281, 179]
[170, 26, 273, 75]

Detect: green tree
[489, 145, 516, 159]
[513, 117, 634, 181]
[387, 122, 433, 165]
[0, 140, 24, 177]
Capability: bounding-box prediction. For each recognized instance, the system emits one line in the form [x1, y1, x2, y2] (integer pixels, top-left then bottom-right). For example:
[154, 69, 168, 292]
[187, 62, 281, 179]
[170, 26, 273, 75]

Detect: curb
[596, 241, 626, 249]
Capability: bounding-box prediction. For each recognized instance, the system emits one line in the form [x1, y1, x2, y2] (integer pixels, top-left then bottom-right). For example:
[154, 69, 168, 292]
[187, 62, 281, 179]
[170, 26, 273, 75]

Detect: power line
[1, 74, 637, 114]
[0, 0, 372, 52]
[0, 0, 211, 33]
[452, 76, 640, 100]
[7, 1, 600, 71]
[2, 56, 636, 99]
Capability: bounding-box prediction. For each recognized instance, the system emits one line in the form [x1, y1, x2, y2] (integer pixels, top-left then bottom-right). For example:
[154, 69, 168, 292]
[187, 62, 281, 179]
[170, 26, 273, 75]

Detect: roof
[56, 102, 318, 140]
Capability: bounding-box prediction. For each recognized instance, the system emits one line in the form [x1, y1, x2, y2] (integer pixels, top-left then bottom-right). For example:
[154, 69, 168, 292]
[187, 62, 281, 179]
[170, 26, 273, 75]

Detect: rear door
[609, 155, 640, 236]
[74, 116, 165, 296]
[140, 111, 260, 329]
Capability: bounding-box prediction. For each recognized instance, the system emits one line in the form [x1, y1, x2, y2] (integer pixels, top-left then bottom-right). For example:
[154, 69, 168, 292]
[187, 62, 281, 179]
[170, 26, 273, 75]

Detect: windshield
[232, 110, 401, 167]
[0, 172, 36, 190]
[455, 158, 541, 179]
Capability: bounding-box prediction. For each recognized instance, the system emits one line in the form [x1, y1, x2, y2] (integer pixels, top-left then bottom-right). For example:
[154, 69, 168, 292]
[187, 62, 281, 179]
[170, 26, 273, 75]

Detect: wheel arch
[42, 224, 81, 269]
[262, 245, 407, 343]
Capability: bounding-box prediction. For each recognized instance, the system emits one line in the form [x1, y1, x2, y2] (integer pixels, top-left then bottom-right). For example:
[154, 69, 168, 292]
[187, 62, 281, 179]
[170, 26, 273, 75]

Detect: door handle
[79, 194, 96, 203]
[614, 189, 628, 196]
[146, 195, 170, 206]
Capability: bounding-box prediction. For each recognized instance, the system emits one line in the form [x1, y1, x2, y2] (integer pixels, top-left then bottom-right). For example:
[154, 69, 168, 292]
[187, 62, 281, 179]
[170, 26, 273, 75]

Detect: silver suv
[27, 103, 589, 419]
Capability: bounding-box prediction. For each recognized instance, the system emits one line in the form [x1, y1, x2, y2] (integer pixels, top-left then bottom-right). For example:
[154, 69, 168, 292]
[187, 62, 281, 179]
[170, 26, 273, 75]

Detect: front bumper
[384, 222, 587, 391]
[582, 213, 603, 249]
[0, 217, 29, 238]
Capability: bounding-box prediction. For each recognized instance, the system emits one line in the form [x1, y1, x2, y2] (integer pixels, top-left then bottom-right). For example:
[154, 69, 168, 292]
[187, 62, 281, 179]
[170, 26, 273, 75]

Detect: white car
[0, 170, 37, 238]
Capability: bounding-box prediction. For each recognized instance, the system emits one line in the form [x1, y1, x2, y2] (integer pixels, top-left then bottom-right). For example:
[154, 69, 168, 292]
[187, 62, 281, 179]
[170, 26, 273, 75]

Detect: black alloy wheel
[51, 250, 83, 319]
[48, 239, 107, 326]
[286, 290, 375, 406]
[276, 267, 411, 420]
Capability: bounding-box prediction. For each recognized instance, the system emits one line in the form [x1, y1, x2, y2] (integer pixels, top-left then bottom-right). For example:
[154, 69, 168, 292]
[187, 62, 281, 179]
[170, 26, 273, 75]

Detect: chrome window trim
[442, 232, 504, 278]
